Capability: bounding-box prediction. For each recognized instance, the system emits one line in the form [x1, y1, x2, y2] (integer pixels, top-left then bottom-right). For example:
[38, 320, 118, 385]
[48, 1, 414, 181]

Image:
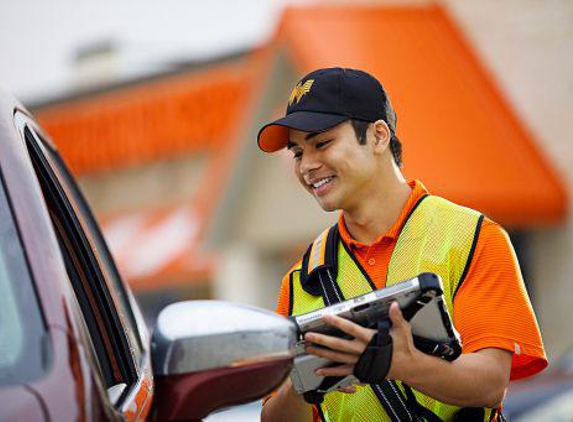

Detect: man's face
[287, 121, 378, 212]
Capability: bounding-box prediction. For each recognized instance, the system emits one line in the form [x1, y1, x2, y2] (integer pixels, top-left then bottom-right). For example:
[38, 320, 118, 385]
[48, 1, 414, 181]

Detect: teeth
[312, 177, 333, 189]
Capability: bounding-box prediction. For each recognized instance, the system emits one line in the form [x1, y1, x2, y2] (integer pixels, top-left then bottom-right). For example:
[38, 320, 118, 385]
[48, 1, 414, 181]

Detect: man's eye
[293, 151, 302, 160]
[316, 140, 332, 149]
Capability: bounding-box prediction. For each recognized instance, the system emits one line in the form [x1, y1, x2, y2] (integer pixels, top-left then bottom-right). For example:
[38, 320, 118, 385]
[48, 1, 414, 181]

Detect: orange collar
[338, 180, 429, 248]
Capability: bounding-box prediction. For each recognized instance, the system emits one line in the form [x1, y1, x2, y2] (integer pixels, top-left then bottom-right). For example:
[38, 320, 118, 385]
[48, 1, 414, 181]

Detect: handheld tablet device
[289, 272, 461, 396]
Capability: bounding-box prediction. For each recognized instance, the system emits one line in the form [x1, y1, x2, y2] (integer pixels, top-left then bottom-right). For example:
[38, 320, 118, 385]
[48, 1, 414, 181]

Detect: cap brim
[257, 111, 348, 152]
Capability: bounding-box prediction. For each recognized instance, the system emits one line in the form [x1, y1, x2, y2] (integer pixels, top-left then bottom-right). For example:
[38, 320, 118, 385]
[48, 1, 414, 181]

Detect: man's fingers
[337, 386, 357, 394]
[322, 314, 375, 343]
[389, 302, 406, 328]
[305, 332, 363, 354]
[306, 346, 359, 364]
[315, 363, 354, 377]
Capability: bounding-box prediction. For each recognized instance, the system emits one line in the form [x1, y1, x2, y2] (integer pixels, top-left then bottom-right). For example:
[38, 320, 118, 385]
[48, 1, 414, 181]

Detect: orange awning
[34, 49, 271, 289]
[277, 4, 568, 227]
[35, 55, 259, 176]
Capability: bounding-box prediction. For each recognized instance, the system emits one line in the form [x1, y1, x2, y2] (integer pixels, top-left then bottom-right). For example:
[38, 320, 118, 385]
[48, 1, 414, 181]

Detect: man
[258, 68, 546, 421]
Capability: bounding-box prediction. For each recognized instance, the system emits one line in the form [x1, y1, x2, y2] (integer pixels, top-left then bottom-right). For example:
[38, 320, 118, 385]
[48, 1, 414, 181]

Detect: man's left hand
[304, 302, 417, 381]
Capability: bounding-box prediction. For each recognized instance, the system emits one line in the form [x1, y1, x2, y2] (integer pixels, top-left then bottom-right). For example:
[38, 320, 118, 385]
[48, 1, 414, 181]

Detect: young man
[258, 68, 546, 421]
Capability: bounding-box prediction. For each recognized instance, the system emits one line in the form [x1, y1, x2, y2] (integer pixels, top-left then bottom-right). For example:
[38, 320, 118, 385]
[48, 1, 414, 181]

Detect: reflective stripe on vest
[290, 195, 496, 422]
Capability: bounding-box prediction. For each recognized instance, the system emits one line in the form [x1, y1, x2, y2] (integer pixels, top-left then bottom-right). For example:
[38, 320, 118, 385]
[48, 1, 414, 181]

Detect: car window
[22, 124, 140, 398]
[0, 171, 45, 386]
[33, 131, 144, 357]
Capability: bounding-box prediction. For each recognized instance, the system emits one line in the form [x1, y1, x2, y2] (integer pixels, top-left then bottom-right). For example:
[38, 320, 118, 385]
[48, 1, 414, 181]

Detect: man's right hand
[261, 378, 313, 422]
[261, 370, 361, 421]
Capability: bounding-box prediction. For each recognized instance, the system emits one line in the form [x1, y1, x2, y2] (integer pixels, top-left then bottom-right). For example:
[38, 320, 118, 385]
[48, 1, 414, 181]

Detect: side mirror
[149, 301, 297, 421]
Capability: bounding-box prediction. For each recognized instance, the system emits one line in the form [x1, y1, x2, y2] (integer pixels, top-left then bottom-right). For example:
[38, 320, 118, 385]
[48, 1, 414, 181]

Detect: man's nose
[299, 150, 321, 175]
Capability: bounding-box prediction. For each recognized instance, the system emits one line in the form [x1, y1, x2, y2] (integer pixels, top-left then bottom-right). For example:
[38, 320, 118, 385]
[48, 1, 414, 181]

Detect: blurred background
[2, 0, 572, 419]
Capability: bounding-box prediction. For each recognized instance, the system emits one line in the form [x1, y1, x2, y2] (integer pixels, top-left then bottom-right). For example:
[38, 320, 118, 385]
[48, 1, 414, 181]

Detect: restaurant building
[33, 2, 571, 358]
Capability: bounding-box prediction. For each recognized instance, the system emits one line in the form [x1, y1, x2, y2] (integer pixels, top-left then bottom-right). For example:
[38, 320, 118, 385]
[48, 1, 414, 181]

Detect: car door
[4, 95, 294, 422]
[16, 112, 153, 420]
[0, 138, 47, 421]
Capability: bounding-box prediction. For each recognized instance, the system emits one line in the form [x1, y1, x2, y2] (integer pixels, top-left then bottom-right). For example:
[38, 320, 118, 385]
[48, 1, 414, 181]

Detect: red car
[0, 90, 295, 421]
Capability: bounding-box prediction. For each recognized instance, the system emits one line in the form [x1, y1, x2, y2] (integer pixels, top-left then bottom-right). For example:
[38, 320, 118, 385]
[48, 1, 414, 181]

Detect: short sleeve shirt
[274, 180, 547, 380]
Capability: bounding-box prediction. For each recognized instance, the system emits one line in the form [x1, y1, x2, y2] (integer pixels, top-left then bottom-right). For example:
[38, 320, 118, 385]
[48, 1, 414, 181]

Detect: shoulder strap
[371, 382, 415, 422]
[300, 226, 429, 421]
[300, 224, 342, 302]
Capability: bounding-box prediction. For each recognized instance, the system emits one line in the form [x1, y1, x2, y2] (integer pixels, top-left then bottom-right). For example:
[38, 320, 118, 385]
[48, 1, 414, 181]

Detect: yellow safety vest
[289, 195, 497, 422]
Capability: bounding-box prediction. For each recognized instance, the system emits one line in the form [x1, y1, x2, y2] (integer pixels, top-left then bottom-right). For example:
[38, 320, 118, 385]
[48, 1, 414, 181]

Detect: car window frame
[22, 124, 141, 403]
[35, 132, 145, 356]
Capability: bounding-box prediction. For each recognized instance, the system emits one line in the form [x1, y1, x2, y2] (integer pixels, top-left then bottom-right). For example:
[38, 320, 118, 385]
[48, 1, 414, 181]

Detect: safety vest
[289, 194, 498, 422]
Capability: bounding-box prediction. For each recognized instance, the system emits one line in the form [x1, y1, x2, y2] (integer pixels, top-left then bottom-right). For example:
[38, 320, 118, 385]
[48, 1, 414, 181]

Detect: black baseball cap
[257, 67, 396, 152]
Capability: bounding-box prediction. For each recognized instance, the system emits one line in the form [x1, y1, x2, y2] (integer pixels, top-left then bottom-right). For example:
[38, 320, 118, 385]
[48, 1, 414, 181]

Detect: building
[32, 2, 572, 359]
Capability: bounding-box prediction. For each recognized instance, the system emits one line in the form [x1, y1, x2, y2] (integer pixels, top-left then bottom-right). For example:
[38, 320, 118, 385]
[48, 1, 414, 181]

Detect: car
[503, 347, 573, 420]
[0, 89, 296, 421]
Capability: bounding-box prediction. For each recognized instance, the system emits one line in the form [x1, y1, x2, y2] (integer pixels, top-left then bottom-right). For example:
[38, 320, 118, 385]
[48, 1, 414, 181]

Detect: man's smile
[309, 175, 336, 196]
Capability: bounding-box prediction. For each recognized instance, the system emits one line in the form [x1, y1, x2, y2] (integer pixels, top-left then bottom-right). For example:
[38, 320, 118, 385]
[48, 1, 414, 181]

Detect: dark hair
[350, 119, 403, 168]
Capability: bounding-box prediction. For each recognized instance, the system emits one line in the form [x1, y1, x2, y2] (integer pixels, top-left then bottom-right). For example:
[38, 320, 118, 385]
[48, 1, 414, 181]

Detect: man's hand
[304, 315, 373, 378]
[304, 302, 415, 380]
[384, 301, 419, 381]
[305, 301, 513, 408]
[261, 378, 313, 422]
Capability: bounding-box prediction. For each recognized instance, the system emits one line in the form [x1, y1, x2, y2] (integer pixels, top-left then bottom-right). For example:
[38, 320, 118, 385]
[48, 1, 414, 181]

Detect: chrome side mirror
[150, 301, 297, 421]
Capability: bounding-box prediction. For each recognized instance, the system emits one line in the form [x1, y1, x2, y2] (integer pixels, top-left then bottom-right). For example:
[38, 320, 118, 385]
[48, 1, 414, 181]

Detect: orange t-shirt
[274, 180, 547, 381]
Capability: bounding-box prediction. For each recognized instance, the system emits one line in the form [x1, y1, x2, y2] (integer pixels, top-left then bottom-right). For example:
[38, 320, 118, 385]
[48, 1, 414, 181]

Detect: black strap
[300, 225, 340, 297]
[403, 384, 443, 422]
[325, 224, 340, 272]
[372, 381, 414, 422]
[354, 319, 393, 383]
[300, 242, 322, 296]
[306, 227, 415, 421]
[316, 403, 327, 421]
[453, 407, 486, 421]
[401, 291, 431, 321]
[318, 269, 344, 306]
[412, 335, 462, 362]
[304, 390, 326, 405]
[304, 221, 441, 421]
[313, 267, 344, 412]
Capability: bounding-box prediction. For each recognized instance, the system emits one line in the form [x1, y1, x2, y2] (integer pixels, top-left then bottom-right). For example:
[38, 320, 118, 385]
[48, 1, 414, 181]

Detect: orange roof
[277, 4, 568, 227]
[35, 56, 258, 176]
[34, 49, 271, 290]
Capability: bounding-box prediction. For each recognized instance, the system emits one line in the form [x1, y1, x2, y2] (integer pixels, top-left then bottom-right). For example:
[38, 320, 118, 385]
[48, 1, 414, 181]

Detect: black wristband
[353, 319, 393, 383]
[303, 390, 325, 405]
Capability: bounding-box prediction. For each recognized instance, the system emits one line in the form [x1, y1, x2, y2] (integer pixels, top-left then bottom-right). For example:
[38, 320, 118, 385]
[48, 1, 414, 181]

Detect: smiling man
[258, 68, 546, 422]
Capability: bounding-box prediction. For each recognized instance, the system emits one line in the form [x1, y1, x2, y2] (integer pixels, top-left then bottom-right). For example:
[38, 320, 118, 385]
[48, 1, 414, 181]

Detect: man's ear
[372, 120, 391, 152]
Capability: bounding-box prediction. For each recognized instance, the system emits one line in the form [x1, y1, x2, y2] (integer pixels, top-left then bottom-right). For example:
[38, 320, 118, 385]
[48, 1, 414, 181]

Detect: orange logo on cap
[289, 79, 314, 106]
